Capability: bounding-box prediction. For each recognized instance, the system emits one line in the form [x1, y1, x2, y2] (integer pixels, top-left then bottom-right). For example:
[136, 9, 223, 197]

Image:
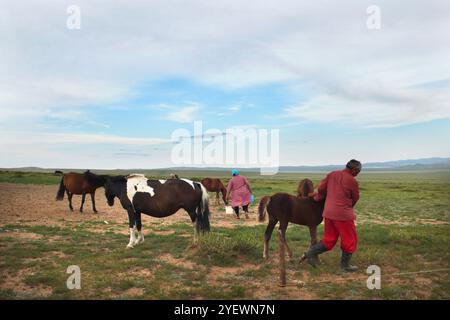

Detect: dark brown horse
[55, 170, 107, 213]
[201, 178, 227, 205]
[258, 179, 324, 259]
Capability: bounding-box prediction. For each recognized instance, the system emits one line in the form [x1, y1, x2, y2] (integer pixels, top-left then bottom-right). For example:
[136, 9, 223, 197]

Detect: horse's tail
[258, 195, 271, 222]
[56, 176, 66, 201]
[54, 170, 64, 175]
[195, 182, 211, 232]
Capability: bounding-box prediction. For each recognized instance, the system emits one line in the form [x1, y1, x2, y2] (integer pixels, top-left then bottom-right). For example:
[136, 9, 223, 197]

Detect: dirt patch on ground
[117, 265, 160, 280]
[117, 287, 145, 298]
[415, 218, 449, 225]
[0, 231, 42, 240]
[153, 230, 176, 236]
[0, 268, 53, 298]
[159, 253, 198, 270]
[207, 263, 259, 285]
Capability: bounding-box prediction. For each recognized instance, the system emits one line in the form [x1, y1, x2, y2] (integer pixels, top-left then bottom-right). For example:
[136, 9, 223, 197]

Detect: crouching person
[305, 159, 362, 272]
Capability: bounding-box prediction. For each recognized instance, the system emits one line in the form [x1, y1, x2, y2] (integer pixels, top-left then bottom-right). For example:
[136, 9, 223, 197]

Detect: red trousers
[322, 218, 358, 254]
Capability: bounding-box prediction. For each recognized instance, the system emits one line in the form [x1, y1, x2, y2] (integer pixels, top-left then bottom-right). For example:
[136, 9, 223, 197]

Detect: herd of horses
[55, 170, 324, 258]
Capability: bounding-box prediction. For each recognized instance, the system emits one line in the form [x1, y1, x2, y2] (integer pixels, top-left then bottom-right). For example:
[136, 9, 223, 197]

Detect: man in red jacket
[305, 159, 362, 272]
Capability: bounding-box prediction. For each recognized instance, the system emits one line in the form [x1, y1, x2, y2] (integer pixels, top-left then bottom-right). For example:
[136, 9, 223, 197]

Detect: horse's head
[104, 176, 126, 206]
[104, 181, 115, 206]
[297, 178, 314, 198]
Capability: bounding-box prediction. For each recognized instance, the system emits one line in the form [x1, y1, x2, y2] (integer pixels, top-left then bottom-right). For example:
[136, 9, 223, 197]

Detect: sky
[1, 0, 450, 169]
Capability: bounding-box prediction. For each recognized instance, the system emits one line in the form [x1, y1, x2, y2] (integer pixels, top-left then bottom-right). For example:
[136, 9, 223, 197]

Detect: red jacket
[314, 169, 360, 221]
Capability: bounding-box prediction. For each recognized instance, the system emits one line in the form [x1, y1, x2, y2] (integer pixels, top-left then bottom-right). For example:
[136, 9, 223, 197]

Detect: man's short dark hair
[346, 159, 362, 171]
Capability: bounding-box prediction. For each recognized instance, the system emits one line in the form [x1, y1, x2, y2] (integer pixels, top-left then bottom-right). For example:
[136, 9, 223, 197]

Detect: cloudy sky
[1, 0, 449, 169]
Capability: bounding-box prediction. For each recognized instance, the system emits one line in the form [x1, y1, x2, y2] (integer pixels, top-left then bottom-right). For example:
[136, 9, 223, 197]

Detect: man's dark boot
[304, 242, 327, 268]
[341, 252, 358, 272]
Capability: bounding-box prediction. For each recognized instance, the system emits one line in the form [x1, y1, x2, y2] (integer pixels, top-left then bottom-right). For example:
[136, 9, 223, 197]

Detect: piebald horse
[258, 178, 324, 259]
[104, 174, 210, 248]
[55, 170, 107, 213]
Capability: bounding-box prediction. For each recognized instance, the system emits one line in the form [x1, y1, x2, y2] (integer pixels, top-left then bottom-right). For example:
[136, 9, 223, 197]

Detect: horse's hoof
[126, 244, 134, 249]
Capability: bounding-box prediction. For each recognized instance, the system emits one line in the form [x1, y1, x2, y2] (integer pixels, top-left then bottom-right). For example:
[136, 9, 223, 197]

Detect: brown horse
[258, 178, 324, 259]
[201, 178, 227, 205]
[55, 170, 107, 213]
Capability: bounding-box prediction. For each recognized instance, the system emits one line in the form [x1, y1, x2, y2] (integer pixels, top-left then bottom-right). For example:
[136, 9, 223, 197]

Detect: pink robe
[226, 175, 252, 207]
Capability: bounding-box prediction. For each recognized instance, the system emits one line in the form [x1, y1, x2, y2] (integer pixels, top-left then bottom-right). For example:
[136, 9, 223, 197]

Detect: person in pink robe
[226, 169, 253, 219]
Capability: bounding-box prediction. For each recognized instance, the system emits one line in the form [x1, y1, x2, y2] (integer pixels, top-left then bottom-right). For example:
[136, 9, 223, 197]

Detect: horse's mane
[169, 173, 179, 179]
[109, 175, 127, 183]
[127, 174, 147, 179]
[83, 170, 108, 186]
[297, 178, 314, 198]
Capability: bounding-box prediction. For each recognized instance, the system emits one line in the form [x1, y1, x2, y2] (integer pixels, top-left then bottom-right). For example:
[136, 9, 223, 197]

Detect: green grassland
[0, 170, 449, 299]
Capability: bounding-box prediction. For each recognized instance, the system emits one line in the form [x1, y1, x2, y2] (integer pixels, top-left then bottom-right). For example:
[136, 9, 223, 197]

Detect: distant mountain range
[278, 157, 450, 172]
[2, 157, 450, 173]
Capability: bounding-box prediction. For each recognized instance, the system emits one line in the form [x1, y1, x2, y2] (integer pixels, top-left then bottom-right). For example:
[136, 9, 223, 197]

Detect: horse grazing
[258, 179, 323, 259]
[200, 178, 227, 205]
[55, 170, 107, 213]
[104, 174, 210, 248]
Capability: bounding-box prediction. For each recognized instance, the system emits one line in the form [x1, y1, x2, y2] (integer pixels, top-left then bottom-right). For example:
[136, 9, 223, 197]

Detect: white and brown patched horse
[104, 174, 210, 248]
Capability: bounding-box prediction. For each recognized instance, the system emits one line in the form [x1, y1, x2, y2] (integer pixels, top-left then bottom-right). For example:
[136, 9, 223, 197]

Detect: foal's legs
[91, 191, 98, 213]
[67, 191, 74, 211]
[308, 226, 318, 247]
[80, 193, 86, 213]
[263, 218, 278, 259]
[216, 192, 220, 205]
[126, 208, 137, 249]
[279, 221, 293, 259]
[134, 212, 144, 245]
[299, 226, 320, 264]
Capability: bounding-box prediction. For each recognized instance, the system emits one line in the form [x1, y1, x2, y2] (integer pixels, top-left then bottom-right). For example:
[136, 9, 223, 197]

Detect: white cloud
[285, 84, 450, 127]
[228, 105, 241, 112]
[163, 104, 201, 123]
[0, 131, 170, 146]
